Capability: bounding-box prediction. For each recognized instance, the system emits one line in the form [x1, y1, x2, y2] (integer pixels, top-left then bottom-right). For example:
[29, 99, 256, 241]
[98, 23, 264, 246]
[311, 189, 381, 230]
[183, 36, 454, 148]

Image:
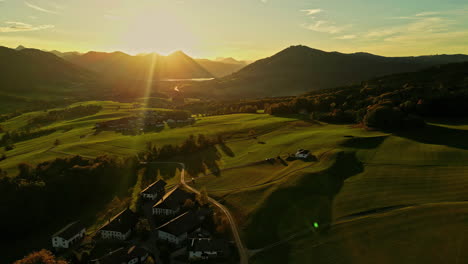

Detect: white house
[92, 246, 149, 264]
[140, 179, 166, 200]
[295, 149, 311, 159]
[156, 209, 210, 246]
[188, 238, 229, 260]
[51, 221, 86, 249]
[99, 209, 137, 241]
[152, 186, 195, 216]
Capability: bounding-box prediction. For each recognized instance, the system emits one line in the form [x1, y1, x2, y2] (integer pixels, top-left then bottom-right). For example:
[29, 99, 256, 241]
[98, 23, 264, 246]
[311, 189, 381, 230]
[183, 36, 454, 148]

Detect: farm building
[156, 209, 211, 246]
[295, 149, 311, 159]
[140, 179, 167, 200]
[188, 238, 230, 260]
[152, 186, 196, 216]
[99, 208, 138, 240]
[91, 246, 149, 264]
[51, 221, 86, 249]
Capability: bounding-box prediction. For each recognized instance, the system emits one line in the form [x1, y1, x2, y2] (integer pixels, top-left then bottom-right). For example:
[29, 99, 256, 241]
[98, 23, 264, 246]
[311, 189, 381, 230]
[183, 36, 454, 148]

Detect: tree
[197, 188, 209, 206]
[14, 249, 68, 264]
[248, 129, 257, 139]
[183, 198, 195, 209]
[135, 218, 151, 240]
[363, 104, 404, 130]
[197, 134, 208, 148]
[17, 162, 34, 180]
[54, 139, 61, 147]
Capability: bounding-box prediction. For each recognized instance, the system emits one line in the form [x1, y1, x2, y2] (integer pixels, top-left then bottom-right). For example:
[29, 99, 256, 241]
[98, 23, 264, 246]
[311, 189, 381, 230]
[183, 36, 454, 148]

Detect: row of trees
[28, 105, 103, 128]
[178, 98, 294, 116]
[0, 128, 56, 149]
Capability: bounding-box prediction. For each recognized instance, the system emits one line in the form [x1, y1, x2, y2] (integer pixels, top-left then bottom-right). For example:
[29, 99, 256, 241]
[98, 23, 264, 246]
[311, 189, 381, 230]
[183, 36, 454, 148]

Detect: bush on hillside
[14, 249, 67, 264]
[363, 104, 405, 130]
[364, 104, 425, 130]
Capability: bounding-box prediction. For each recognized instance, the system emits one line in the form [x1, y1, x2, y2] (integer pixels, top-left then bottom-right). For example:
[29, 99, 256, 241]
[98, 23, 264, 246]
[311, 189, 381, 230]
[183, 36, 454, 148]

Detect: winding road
[140, 161, 249, 264]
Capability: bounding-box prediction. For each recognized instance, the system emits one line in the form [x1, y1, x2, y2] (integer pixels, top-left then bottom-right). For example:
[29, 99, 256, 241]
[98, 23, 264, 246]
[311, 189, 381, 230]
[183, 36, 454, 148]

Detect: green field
[3, 102, 468, 264]
[186, 116, 468, 263]
[0, 101, 297, 174]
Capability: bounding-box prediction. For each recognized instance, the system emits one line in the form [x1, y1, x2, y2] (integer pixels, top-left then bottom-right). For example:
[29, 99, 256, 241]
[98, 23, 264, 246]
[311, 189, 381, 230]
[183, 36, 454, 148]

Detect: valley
[2, 100, 468, 263]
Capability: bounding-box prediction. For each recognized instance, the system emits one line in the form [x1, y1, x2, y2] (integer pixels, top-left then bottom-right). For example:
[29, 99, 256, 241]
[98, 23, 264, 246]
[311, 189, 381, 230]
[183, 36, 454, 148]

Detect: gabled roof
[141, 179, 167, 195]
[96, 246, 148, 264]
[52, 221, 86, 240]
[157, 209, 210, 236]
[99, 208, 137, 233]
[189, 238, 229, 253]
[296, 149, 310, 155]
[152, 186, 195, 210]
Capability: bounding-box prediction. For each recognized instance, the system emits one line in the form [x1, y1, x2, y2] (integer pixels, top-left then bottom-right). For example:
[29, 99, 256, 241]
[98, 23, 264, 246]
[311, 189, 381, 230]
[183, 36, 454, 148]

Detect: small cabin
[295, 149, 311, 159]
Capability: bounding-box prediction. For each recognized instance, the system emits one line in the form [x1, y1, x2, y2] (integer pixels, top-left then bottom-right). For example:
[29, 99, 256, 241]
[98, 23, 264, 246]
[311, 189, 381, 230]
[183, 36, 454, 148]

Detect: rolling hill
[0, 46, 94, 113]
[195, 58, 247, 77]
[188, 45, 468, 98]
[67, 50, 214, 80]
[0, 46, 91, 91]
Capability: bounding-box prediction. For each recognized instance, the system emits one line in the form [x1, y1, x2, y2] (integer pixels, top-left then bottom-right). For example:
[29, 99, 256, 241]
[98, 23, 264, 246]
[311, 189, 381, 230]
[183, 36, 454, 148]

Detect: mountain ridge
[186, 45, 468, 98]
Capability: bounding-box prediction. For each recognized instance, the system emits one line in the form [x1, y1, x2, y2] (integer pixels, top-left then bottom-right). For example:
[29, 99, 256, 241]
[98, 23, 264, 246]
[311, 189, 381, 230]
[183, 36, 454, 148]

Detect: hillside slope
[0, 46, 95, 113]
[189, 45, 468, 98]
[0, 46, 91, 91]
[68, 50, 214, 80]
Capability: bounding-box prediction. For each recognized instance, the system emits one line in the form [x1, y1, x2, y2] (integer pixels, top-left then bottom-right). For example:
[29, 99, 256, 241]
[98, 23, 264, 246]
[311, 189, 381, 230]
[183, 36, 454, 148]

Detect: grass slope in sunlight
[189, 119, 468, 264]
[0, 102, 297, 174]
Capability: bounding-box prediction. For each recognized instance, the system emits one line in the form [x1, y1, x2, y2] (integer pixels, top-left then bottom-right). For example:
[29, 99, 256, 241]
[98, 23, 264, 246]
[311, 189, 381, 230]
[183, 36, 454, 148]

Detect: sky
[0, 0, 468, 60]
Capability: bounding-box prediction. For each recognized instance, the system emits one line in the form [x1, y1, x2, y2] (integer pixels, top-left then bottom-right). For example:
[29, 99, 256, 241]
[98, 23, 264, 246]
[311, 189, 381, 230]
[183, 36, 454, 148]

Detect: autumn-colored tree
[197, 188, 209, 206]
[183, 198, 195, 209]
[14, 249, 68, 264]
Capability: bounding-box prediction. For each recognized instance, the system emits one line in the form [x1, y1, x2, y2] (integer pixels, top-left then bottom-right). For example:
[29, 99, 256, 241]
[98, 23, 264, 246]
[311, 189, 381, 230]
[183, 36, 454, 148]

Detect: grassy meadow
[2, 101, 468, 264]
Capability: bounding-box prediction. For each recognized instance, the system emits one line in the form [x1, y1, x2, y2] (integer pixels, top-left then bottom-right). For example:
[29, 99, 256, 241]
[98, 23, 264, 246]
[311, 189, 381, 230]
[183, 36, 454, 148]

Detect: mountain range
[1, 46, 91, 92]
[187, 45, 468, 98]
[2, 44, 468, 112]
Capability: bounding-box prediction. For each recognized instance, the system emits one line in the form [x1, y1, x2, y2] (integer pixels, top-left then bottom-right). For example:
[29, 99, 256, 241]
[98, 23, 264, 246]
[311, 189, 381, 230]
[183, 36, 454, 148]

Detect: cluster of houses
[51, 179, 229, 263]
[143, 180, 230, 261]
[95, 111, 195, 133]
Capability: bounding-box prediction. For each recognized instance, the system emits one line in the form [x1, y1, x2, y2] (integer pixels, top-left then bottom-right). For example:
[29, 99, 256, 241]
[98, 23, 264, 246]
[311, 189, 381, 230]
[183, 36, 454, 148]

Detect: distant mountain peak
[168, 50, 189, 58]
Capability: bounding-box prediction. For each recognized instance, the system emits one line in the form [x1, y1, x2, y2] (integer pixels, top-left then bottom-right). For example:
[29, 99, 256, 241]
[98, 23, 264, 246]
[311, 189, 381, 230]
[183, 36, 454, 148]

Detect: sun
[119, 9, 198, 55]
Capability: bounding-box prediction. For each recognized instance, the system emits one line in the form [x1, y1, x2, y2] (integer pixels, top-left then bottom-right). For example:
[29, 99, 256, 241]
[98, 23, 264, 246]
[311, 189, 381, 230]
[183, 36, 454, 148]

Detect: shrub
[364, 104, 405, 130]
[14, 249, 67, 264]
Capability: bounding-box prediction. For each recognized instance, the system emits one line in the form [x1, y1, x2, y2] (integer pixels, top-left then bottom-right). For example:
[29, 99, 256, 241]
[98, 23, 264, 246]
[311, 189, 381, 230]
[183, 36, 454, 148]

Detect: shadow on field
[340, 135, 388, 149]
[395, 124, 468, 150]
[219, 143, 235, 157]
[244, 151, 364, 249]
[184, 145, 223, 177]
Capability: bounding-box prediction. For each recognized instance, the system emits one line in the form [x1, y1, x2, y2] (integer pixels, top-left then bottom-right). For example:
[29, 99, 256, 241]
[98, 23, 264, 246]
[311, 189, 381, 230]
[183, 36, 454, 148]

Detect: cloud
[415, 11, 440, 17]
[302, 20, 350, 34]
[260, 0, 267, 3]
[0, 21, 54, 33]
[25, 1, 58, 14]
[366, 16, 453, 40]
[336, 34, 357, 40]
[301, 9, 323, 16]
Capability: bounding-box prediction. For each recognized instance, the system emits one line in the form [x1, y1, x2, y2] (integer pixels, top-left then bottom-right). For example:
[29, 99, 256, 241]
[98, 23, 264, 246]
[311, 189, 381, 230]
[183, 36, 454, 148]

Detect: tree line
[28, 105, 103, 128]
